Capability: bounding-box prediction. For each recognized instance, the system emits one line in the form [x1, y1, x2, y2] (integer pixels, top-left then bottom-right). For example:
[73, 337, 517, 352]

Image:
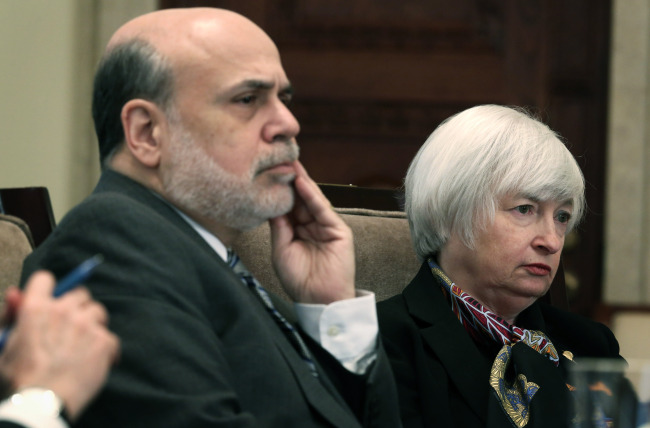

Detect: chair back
[0, 187, 55, 247]
[233, 206, 419, 302]
[0, 187, 55, 300]
[0, 214, 34, 302]
[233, 184, 569, 308]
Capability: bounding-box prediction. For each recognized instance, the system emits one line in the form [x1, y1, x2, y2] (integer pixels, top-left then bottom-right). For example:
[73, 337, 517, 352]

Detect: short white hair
[405, 104, 585, 261]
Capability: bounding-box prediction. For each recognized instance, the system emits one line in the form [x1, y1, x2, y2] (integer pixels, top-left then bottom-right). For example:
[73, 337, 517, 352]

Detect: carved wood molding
[266, 0, 505, 52]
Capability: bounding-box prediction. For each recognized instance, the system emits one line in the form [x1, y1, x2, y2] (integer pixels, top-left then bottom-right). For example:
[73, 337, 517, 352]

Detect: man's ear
[120, 99, 168, 168]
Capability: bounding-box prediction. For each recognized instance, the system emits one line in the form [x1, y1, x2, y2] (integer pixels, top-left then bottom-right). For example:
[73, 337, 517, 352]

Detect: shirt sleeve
[0, 398, 68, 428]
[294, 290, 378, 374]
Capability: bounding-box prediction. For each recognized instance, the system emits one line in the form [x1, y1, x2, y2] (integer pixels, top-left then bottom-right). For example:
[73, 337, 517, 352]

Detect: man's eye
[237, 95, 256, 104]
[280, 95, 293, 107]
[515, 205, 532, 214]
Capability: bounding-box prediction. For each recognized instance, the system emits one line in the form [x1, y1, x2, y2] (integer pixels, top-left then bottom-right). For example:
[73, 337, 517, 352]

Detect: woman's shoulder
[538, 302, 621, 358]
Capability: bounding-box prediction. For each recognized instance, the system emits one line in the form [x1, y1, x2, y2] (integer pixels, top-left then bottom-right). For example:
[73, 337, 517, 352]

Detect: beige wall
[0, 0, 155, 220]
[1, 0, 85, 219]
[604, 0, 650, 305]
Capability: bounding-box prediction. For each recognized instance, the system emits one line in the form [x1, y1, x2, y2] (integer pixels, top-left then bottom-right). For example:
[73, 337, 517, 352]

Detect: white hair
[405, 104, 585, 261]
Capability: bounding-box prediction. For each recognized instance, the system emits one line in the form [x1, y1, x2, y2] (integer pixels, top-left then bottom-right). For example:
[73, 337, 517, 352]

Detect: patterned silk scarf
[427, 258, 559, 365]
[427, 258, 560, 427]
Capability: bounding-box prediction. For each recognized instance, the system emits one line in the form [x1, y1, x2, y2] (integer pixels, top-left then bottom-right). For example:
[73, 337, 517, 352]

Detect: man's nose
[264, 99, 300, 143]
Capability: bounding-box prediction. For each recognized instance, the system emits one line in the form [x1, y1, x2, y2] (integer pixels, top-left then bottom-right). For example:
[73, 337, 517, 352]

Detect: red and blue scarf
[428, 258, 559, 366]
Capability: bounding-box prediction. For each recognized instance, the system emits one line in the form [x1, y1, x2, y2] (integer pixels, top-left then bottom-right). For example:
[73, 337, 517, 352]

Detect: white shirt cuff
[0, 398, 68, 428]
[294, 290, 378, 374]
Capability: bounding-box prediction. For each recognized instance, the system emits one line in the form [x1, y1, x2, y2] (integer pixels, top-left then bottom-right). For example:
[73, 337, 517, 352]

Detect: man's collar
[171, 207, 228, 262]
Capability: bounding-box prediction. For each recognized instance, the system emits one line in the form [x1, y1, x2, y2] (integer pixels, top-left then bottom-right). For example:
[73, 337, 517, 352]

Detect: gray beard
[162, 126, 299, 231]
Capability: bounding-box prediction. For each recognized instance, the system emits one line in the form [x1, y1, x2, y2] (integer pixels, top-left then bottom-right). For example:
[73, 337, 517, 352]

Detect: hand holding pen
[0, 255, 104, 351]
[0, 256, 119, 421]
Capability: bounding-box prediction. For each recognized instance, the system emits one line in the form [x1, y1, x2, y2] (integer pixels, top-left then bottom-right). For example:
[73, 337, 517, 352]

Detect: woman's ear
[120, 99, 168, 168]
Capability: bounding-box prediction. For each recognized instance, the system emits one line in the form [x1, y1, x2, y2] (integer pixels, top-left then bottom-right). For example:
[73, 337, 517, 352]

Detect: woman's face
[438, 193, 573, 323]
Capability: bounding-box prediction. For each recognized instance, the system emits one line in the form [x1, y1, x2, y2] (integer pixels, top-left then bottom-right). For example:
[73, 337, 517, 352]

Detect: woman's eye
[515, 205, 532, 215]
[556, 211, 571, 224]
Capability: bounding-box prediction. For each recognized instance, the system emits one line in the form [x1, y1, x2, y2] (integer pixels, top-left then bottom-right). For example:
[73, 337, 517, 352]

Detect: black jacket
[378, 262, 623, 428]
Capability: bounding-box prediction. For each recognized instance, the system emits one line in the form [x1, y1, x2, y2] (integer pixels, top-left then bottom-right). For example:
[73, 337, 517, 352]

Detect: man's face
[159, 18, 301, 231]
[162, 116, 299, 231]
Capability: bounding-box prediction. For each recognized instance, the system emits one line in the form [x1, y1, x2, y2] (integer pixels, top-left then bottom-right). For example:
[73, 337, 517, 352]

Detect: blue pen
[0, 254, 104, 351]
[52, 255, 104, 297]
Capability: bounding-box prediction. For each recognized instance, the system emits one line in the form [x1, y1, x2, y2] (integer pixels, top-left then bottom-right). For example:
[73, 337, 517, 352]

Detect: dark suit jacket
[0, 422, 27, 428]
[377, 262, 623, 428]
[21, 170, 401, 428]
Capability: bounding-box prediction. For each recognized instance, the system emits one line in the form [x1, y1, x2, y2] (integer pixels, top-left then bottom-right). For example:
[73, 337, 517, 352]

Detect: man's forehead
[173, 36, 288, 96]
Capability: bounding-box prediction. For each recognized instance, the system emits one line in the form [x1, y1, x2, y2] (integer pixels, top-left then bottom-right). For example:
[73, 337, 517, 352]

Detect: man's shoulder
[24, 171, 200, 274]
[56, 171, 179, 233]
[73, 170, 163, 214]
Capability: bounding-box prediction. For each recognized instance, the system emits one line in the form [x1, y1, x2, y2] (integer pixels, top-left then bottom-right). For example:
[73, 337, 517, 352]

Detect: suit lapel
[403, 263, 492, 423]
[210, 255, 358, 427]
[268, 295, 361, 428]
[273, 334, 360, 427]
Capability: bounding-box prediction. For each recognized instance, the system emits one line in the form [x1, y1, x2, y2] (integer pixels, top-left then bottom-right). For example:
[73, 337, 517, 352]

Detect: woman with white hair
[377, 105, 625, 427]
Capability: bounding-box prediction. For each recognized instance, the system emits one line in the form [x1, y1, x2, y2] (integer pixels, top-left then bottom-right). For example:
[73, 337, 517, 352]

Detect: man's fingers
[86, 300, 110, 327]
[22, 271, 56, 298]
[105, 331, 121, 364]
[269, 214, 292, 249]
[59, 286, 94, 306]
[292, 163, 339, 227]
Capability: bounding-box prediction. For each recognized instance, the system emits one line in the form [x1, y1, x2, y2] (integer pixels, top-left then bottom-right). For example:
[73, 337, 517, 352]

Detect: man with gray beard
[20, 7, 401, 428]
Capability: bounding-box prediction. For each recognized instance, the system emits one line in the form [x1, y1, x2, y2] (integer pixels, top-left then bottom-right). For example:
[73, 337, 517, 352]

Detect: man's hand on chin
[269, 161, 355, 304]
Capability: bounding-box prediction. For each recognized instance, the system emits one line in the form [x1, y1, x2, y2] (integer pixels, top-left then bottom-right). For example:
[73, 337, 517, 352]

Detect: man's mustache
[255, 143, 300, 173]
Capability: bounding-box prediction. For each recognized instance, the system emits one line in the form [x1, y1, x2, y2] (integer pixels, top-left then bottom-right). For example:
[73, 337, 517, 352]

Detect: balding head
[107, 8, 276, 63]
[92, 8, 279, 167]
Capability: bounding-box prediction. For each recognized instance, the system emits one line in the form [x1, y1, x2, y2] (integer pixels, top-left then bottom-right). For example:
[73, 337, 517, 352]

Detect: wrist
[297, 285, 357, 305]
